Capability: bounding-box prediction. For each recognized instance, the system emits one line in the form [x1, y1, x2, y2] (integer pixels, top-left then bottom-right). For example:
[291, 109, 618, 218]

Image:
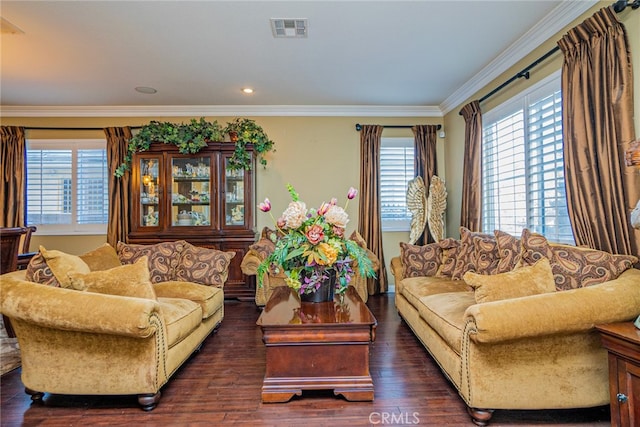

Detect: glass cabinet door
[170, 156, 211, 227]
[223, 159, 246, 227]
[139, 157, 160, 227]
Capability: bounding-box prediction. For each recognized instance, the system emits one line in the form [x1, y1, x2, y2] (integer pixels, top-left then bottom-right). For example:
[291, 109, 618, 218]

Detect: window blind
[380, 138, 414, 230]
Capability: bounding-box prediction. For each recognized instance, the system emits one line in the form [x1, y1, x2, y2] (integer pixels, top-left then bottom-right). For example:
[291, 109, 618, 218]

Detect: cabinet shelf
[172, 202, 210, 206]
[172, 176, 210, 182]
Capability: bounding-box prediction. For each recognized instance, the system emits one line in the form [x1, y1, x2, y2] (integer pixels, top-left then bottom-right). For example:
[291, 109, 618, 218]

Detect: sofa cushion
[520, 229, 637, 290]
[26, 251, 60, 287]
[79, 243, 122, 271]
[153, 281, 223, 319]
[117, 240, 187, 283]
[157, 297, 203, 348]
[416, 291, 476, 355]
[400, 242, 442, 277]
[494, 230, 521, 273]
[399, 276, 470, 309]
[463, 258, 556, 303]
[174, 243, 235, 287]
[68, 257, 157, 300]
[40, 246, 91, 289]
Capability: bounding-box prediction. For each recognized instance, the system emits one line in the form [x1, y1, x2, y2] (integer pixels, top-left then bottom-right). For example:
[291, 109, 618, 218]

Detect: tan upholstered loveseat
[241, 228, 379, 305]
[391, 227, 640, 426]
[0, 240, 234, 410]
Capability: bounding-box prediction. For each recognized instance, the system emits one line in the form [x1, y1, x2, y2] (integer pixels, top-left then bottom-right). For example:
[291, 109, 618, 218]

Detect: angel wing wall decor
[631, 199, 640, 229]
[406, 176, 427, 244]
[427, 175, 447, 242]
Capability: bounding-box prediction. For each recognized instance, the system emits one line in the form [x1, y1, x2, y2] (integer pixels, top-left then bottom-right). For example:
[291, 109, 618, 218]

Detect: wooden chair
[16, 225, 37, 270]
[1, 227, 28, 338]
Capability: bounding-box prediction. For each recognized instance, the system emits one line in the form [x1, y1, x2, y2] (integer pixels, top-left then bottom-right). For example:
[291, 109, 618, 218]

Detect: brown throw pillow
[494, 230, 521, 273]
[464, 258, 556, 304]
[520, 229, 638, 290]
[451, 227, 498, 279]
[40, 246, 91, 289]
[436, 238, 462, 278]
[174, 243, 236, 287]
[26, 251, 60, 287]
[400, 242, 442, 277]
[117, 240, 187, 283]
[80, 243, 122, 271]
[68, 257, 156, 300]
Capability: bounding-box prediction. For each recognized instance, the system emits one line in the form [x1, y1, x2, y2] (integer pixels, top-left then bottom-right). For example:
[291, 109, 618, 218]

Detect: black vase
[300, 270, 336, 303]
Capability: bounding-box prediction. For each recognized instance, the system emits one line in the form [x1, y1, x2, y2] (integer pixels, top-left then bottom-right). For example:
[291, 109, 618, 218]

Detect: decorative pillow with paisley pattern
[174, 243, 235, 287]
[494, 230, 521, 273]
[117, 240, 187, 283]
[450, 227, 499, 279]
[520, 229, 638, 290]
[26, 251, 60, 287]
[400, 242, 443, 277]
[249, 238, 276, 260]
[436, 238, 462, 278]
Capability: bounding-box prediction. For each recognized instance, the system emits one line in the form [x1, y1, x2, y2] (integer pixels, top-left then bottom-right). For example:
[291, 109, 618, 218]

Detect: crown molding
[0, 104, 443, 118]
[439, 0, 598, 115]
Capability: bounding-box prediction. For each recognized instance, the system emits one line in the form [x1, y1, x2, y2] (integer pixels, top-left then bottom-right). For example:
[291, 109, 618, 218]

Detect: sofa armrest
[390, 256, 404, 282]
[1, 272, 161, 339]
[464, 268, 640, 344]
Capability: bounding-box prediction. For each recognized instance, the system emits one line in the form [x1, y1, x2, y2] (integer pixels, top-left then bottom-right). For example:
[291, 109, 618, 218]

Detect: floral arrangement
[257, 185, 376, 296]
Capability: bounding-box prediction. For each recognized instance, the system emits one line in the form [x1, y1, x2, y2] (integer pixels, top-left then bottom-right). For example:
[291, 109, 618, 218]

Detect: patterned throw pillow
[249, 238, 276, 260]
[25, 251, 60, 287]
[174, 243, 236, 287]
[117, 240, 186, 283]
[436, 238, 462, 278]
[520, 229, 638, 290]
[400, 242, 443, 277]
[68, 257, 157, 300]
[494, 230, 521, 273]
[451, 227, 499, 279]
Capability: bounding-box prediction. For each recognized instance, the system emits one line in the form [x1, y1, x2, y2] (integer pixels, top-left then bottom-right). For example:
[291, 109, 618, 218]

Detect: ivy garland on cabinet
[115, 117, 275, 177]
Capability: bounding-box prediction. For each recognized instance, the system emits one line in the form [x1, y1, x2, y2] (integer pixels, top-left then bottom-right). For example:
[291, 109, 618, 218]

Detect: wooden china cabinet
[128, 142, 256, 300]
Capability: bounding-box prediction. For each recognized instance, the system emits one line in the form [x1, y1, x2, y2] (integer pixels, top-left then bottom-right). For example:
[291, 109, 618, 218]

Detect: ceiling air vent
[270, 19, 307, 38]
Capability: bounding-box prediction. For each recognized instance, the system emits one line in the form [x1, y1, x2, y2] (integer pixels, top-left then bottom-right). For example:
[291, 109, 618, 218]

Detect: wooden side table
[596, 322, 640, 427]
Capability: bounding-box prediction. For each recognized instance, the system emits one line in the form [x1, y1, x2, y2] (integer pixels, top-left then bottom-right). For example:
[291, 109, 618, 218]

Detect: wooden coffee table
[256, 286, 377, 403]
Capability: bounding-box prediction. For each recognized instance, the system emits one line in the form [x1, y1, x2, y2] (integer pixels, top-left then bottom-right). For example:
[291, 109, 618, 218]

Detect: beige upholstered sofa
[0, 240, 234, 410]
[391, 227, 640, 426]
[241, 228, 379, 306]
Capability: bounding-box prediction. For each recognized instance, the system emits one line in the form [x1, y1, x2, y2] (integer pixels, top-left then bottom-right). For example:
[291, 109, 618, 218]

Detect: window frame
[380, 137, 415, 232]
[481, 70, 574, 244]
[26, 139, 109, 235]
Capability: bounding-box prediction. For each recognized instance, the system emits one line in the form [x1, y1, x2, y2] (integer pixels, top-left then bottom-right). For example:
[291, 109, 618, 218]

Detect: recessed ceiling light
[135, 86, 157, 94]
[242, 88, 254, 94]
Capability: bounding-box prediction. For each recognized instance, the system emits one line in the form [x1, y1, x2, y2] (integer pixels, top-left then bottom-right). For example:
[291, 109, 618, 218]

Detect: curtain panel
[104, 127, 132, 247]
[459, 101, 482, 233]
[358, 125, 387, 294]
[412, 124, 438, 244]
[559, 6, 639, 255]
[0, 126, 26, 228]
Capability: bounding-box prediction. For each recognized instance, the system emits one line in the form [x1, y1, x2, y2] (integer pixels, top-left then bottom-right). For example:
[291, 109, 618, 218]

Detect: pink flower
[305, 224, 324, 245]
[277, 217, 286, 229]
[347, 187, 357, 200]
[330, 197, 338, 206]
[317, 202, 330, 215]
[332, 226, 345, 238]
[258, 198, 271, 212]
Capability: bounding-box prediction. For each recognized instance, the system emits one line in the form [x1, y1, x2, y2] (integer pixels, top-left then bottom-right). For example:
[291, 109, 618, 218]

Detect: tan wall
[443, 2, 640, 239]
[2, 115, 442, 285]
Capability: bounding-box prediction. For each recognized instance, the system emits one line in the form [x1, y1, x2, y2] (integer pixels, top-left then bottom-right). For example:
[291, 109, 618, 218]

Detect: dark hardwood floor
[1, 292, 610, 426]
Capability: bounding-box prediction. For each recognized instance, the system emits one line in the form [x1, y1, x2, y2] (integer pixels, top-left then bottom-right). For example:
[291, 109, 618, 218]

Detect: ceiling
[0, 1, 596, 116]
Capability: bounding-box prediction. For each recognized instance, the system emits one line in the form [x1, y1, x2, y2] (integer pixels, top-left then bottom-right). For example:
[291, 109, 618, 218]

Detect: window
[380, 137, 414, 231]
[26, 139, 108, 234]
[482, 71, 574, 244]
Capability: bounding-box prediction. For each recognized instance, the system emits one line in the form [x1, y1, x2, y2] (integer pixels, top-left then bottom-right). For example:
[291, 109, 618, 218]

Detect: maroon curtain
[104, 127, 132, 247]
[0, 126, 25, 227]
[412, 124, 438, 244]
[358, 125, 387, 294]
[558, 6, 639, 255]
[459, 101, 482, 232]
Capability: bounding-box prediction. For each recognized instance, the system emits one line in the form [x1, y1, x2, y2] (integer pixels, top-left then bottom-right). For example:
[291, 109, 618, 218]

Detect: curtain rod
[355, 124, 441, 131]
[470, 0, 638, 109]
[24, 126, 143, 131]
